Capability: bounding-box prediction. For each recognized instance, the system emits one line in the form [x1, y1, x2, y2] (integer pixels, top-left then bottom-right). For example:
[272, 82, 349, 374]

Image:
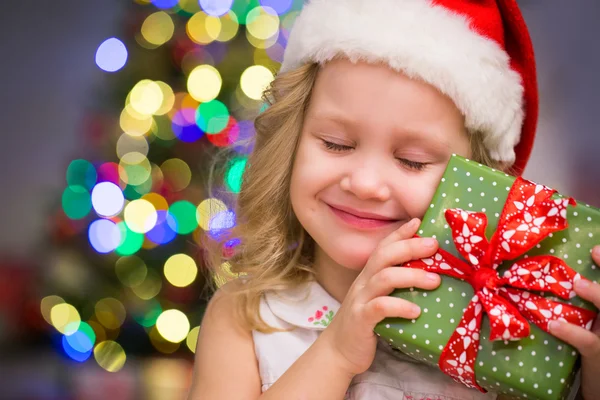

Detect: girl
[189, 0, 600, 399]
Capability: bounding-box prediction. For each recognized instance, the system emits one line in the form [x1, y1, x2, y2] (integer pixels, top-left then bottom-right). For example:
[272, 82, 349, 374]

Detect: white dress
[252, 280, 500, 400]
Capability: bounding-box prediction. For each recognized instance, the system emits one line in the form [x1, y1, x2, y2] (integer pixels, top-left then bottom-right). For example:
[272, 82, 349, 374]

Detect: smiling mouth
[326, 204, 400, 229]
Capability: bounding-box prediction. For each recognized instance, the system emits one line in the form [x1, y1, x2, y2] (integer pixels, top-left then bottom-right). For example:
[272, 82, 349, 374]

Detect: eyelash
[321, 140, 428, 171]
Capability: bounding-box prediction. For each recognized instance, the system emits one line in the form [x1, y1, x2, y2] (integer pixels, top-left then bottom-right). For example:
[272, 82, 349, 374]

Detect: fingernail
[548, 320, 562, 333]
[411, 304, 421, 315]
[575, 279, 590, 290]
[423, 238, 437, 248]
[426, 272, 439, 282]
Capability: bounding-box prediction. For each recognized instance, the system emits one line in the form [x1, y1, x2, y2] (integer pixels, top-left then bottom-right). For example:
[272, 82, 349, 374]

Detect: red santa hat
[280, 0, 538, 176]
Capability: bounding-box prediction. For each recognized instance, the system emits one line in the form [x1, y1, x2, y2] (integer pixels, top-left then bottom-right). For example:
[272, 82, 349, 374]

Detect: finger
[360, 236, 439, 283]
[591, 245, 600, 267]
[377, 218, 421, 248]
[359, 267, 441, 303]
[549, 320, 600, 358]
[361, 296, 422, 327]
[574, 279, 600, 309]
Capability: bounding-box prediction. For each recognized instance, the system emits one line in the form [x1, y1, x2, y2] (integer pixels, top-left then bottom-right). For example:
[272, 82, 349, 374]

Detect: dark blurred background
[0, 1, 599, 399]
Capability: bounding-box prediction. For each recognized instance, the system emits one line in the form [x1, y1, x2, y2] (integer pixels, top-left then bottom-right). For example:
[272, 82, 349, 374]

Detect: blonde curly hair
[202, 62, 505, 334]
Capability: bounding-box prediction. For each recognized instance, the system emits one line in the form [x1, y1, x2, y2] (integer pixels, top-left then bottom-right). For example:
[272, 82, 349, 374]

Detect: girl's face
[290, 59, 472, 271]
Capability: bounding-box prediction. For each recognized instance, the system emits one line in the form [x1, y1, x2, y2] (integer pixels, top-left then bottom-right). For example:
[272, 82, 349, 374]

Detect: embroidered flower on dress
[308, 305, 334, 327]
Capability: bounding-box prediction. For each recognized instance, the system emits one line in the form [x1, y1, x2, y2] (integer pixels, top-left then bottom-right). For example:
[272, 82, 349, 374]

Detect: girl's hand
[548, 245, 600, 400]
[319, 218, 441, 376]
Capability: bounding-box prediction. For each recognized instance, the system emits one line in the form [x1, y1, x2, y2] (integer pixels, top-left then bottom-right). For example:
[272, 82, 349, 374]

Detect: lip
[326, 203, 399, 230]
[327, 203, 396, 220]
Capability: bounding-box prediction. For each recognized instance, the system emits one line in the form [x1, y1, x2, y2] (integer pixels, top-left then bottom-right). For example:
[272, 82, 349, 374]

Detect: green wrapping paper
[374, 155, 600, 400]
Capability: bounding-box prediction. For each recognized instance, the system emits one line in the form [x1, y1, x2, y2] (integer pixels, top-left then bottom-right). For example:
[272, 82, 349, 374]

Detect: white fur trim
[280, 0, 524, 164]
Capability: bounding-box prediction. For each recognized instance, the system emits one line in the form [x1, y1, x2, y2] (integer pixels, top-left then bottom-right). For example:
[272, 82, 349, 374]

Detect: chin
[328, 241, 378, 270]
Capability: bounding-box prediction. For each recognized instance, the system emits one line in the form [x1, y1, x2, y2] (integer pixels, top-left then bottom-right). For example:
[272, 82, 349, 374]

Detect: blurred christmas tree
[40, 0, 301, 373]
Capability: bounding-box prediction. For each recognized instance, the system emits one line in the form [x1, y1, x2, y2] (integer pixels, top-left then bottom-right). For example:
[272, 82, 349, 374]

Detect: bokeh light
[259, 0, 293, 15]
[116, 221, 145, 256]
[168, 200, 198, 234]
[154, 81, 176, 115]
[186, 326, 200, 353]
[161, 159, 191, 191]
[195, 99, 230, 133]
[89, 219, 122, 253]
[187, 11, 222, 44]
[131, 269, 162, 300]
[67, 159, 97, 190]
[200, 0, 233, 16]
[50, 303, 81, 335]
[216, 11, 239, 42]
[62, 321, 96, 362]
[141, 12, 175, 46]
[91, 182, 125, 217]
[156, 309, 190, 343]
[132, 299, 162, 328]
[115, 255, 148, 288]
[120, 107, 154, 137]
[240, 65, 274, 100]
[164, 253, 198, 287]
[129, 80, 164, 116]
[95, 298, 127, 330]
[196, 198, 228, 230]
[96, 38, 128, 72]
[246, 6, 279, 40]
[225, 157, 247, 193]
[94, 341, 126, 372]
[41, 295, 65, 325]
[116, 134, 149, 159]
[172, 108, 205, 142]
[187, 65, 222, 102]
[151, 0, 178, 9]
[62, 185, 92, 220]
[124, 199, 158, 233]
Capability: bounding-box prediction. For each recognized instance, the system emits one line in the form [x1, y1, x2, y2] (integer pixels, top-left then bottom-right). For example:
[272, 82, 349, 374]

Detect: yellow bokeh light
[95, 298, 127, 330]
[186, 326, 200, 353]
[119, 152, 152, 185]
[141, 11, 175, 46]
[88, 320, 107, 344]
[196, 198, 228, 230]
[116, 133, 149, 159]
[149, 326, 180, 354]
[131, 268, 162, 300]
[187, 65, 222, 102]
[217, 11, 239, 42]
[115, 255, 148, 288]
[164, 253, 198, 287]
[245, 28, 279, 50]
[161, 158, 192, 192]
[120, 107, 154, 137]
[50, 303, 81, 335]
[156, 309, 190, 343]
[246, 6, 280, 40]
[187, 12, 222, 45]
[154, 81, 175, 115]
[151, 115, 176, 141]
[94, 340, 126, 372]
[240, 65, 274, 101]
[41, 295, 65, 325]
[124, 199, 157, 233]
[142, 192, 168, 211]
[129, 80, 164, 116]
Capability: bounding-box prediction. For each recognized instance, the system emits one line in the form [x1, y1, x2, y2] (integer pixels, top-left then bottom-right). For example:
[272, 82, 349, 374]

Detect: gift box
[374, 155, 600, 400]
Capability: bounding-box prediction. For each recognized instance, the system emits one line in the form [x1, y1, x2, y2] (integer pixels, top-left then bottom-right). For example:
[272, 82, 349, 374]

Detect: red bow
[405, 177, 598, 392]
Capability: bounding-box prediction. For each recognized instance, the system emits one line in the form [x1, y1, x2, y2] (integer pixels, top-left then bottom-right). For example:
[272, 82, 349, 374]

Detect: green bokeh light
[169, 201, 198, 234]
[195, 100, 230, 134]
[225, 157, 247, 193]
[133, 299, 163, 328]
[66, 159, 97, 190]
[62, 185, 92, 220]
[116, 221, 144, 255]
[123, 184, 143, 200]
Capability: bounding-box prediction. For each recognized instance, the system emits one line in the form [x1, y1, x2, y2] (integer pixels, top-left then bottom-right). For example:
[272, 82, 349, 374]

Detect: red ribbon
[405, 177, 598, 392]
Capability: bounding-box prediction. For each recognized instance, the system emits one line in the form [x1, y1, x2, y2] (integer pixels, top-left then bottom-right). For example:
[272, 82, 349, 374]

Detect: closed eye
[322, 140, 353, 152]
[397, 158, 428, 171]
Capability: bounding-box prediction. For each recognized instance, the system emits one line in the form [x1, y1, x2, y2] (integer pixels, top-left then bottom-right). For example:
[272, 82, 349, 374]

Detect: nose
[340, 161, 391, 201]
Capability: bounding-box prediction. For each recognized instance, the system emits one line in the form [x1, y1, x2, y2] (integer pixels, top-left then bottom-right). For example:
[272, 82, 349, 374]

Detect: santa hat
[280, 0, 538, 175]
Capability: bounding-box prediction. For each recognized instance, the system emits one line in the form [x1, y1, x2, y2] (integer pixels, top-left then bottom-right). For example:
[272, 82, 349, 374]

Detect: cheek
[402, 172, 444, 218]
